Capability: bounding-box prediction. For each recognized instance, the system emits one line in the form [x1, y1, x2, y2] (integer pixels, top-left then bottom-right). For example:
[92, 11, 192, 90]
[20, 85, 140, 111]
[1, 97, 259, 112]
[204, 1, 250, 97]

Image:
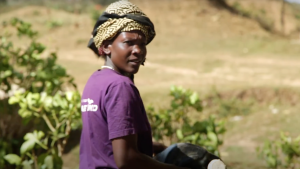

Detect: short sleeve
[105, 82, 149, 140]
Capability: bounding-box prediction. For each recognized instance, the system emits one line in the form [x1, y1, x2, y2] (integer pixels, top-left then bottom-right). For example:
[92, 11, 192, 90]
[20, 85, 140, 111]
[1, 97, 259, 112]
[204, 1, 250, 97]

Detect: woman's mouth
[128, 60, 141, 66]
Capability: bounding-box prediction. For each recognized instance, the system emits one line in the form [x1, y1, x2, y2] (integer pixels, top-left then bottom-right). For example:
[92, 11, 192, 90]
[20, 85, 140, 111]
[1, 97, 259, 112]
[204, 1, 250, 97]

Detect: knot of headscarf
[88, 0, 156, 56]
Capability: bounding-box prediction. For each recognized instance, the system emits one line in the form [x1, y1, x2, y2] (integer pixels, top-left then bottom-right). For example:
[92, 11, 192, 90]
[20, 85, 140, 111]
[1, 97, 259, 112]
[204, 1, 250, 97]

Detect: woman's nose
[132, 45, 141, 54]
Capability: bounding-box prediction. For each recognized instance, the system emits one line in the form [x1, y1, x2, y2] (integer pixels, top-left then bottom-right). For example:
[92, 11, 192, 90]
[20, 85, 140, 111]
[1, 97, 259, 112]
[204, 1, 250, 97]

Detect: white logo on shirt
[81, 98, 98, 112]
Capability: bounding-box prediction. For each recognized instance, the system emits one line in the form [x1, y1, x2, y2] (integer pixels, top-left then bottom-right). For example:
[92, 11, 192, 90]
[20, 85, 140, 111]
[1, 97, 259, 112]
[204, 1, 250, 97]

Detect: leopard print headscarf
[90, 0, 156, 51]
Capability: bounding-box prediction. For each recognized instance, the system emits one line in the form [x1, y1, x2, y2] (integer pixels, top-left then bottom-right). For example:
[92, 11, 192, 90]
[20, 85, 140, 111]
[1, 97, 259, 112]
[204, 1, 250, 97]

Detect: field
[1, 0, 300, 168]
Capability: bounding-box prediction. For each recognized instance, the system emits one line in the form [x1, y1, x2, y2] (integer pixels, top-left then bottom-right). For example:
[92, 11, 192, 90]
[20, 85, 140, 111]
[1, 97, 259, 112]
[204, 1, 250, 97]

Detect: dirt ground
[1, 0, 300, 168]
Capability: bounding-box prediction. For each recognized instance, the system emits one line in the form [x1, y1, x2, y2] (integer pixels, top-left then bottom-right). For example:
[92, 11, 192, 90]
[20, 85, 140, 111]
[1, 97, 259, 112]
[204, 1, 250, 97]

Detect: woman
[81, 1, 225, 169]
[81, 1, 187, 169]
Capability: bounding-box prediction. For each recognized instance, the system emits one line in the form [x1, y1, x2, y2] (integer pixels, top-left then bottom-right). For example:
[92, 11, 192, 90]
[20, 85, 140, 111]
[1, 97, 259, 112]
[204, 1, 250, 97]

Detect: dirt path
[58, 49, 300, 91]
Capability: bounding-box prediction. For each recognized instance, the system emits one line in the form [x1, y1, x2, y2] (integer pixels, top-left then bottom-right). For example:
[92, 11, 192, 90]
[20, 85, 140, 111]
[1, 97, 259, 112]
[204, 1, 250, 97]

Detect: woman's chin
[128, 68, 139, 74]
[126, 65, 140, 74]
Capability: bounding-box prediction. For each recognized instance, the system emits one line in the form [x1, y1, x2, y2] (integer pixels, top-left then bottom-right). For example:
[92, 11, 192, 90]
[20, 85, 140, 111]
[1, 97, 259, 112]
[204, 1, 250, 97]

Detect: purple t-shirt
[79, 69, 153, 169]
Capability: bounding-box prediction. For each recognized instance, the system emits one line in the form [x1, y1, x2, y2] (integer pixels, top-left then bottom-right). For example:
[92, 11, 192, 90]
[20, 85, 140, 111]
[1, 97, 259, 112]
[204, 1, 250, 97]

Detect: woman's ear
[102, 41, 111, 55]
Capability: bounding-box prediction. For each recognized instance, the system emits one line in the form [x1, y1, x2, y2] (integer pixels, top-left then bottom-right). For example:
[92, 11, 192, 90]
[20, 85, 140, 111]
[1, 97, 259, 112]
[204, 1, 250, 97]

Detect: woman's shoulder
[83, 69, 137, 98]
[107, 76, 136, 91]
[88, 69, 135, 88]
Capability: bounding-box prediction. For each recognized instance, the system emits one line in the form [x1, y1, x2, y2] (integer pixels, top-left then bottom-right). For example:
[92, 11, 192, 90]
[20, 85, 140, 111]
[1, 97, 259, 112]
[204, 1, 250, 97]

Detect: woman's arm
[153, 142, 167, 155]
[112, 135, 189, 169]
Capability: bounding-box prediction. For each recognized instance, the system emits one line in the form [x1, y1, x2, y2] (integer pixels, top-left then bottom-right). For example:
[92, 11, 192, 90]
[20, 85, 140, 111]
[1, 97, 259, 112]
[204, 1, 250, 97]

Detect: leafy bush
[0, 18, 76, 94]
[147, 86, 226, 157]
[257, 132, 300, 169]
[5, 91, 81, 169]
[0, 18, 81, 169]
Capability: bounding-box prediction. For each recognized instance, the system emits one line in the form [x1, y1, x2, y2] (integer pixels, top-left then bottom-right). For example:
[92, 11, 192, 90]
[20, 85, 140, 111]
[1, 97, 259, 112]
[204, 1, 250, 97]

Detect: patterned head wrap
[88, 0, 156, 56]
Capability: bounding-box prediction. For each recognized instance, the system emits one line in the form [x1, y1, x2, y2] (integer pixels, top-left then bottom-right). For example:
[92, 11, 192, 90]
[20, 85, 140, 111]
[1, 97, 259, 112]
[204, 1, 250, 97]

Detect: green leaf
[24, 133, 35, 141]
[170, 85, 176, 92]
[66, 92, 73, 101]
[182, 123, 192, 133]
[26, 93, 34, 108]
[59, 99, 68, 109]
[189, 92, 199, 104]
[4, 154, 21, 165]
[18, 109, 33, 118]
[217, 126, 226, 134]
[31, 93, 40, 100]
[183, 134, 200, 144]
[8, 96, 20, 105]
[37, 153, 48, 166]
[22, 160, 33, 169]
[32, 131, 47, 149]
[36, 131, 45, 140]
[21, 131, 46, 154]
[44, 155, 53, 169]
[20, 139, 35, 154]
[207, 132, 218, 145]
[44, 96, 53, 111]
[176, 129, 184, 140]
[267, 156, 277, 167]
[52, 155, 63, 169]
[4, 70, 12, 77]
[193, 121, 206, 133]
[295, 135, 300, 142]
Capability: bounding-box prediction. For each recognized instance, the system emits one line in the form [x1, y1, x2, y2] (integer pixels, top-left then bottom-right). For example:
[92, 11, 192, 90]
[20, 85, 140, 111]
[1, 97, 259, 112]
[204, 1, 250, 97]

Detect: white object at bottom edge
[207, 159, 226, 169]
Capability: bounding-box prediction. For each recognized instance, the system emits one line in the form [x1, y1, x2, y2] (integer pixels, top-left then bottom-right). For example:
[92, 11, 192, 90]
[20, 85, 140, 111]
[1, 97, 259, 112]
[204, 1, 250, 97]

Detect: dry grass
[1, 1, 300, 168]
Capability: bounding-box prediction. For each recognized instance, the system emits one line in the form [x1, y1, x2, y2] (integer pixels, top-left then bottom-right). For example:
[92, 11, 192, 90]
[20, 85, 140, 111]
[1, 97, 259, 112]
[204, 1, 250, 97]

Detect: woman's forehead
[117, 31, 146, 40]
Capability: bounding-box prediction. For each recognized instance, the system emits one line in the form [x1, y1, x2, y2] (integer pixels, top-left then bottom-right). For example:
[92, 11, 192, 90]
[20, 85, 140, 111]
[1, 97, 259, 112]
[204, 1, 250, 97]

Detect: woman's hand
[112, 135, 190, 169]
[153, 142, 167, 155]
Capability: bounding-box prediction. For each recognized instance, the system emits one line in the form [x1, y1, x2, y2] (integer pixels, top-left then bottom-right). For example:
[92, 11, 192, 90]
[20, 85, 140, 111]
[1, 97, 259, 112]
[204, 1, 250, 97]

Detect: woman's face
[108, 30, 147, 75]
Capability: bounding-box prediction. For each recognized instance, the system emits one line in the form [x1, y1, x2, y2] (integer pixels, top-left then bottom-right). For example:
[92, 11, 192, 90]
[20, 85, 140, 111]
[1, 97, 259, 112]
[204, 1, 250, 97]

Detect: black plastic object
[155, 143, 226, 169]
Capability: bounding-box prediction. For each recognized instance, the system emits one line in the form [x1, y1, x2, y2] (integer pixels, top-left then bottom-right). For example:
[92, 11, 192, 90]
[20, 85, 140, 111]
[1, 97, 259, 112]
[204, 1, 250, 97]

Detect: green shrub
[147, 86, 226, 157]
[0, 18, 81, 169]
[257, 132, 300, 169]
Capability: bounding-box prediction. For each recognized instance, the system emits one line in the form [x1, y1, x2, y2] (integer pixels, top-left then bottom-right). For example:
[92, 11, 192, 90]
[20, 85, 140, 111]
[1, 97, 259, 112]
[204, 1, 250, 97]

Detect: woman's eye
[124, 41, 133, 45]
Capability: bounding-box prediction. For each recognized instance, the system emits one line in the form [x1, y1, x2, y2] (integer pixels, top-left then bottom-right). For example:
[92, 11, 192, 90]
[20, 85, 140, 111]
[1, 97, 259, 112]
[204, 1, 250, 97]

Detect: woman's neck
[104, 56, 131, 78]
